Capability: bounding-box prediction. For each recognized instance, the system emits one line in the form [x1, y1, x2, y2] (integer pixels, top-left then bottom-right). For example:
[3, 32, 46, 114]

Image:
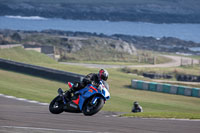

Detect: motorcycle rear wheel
[49, 96, 64, 114]
[82, 98, 104, 116]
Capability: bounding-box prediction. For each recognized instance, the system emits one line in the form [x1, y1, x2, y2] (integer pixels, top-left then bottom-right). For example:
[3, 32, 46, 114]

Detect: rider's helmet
[98, 69, 109, 81]
[134, 101, 139, 107]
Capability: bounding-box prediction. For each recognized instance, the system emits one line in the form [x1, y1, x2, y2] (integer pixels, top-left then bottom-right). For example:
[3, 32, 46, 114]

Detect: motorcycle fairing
[72, 96, 80, 105]
[101, 86, 110, 100]
[77, 84, 103, 110]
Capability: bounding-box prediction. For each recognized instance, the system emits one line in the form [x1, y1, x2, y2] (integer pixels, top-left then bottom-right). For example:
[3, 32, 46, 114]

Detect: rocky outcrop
[1, 29, 200, 55]
[57, 37, 137, 55]
[0, 30, 137, 55]
[113, 34, 200, 54]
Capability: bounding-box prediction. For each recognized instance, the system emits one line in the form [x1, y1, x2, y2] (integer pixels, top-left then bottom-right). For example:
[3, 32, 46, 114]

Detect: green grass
[62, 48, 171, 65]
[0, 47, 200, 119]
[63, 60, 146, 65]
[121, 112, 200, 119]
[122, 65, 200, 79]
[0, 69, 66, 103]
[0, 47, 57, 64]
[189, 55, 200, 60]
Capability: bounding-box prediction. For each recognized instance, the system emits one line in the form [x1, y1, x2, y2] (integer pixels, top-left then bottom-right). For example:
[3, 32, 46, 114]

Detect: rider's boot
[65, 88, 74, 101]
[65, 82, 79, 101]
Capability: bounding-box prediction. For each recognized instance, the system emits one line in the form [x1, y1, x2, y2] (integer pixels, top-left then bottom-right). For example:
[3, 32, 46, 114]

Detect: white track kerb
[0, 93, 49, 106]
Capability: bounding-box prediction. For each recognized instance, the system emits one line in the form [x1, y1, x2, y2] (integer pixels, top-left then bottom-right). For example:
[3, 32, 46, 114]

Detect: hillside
[0, 0, 200, 23]
[1, 29, 199, 56]
[0, 46, 57, 64]
[0, 30, 138, 62]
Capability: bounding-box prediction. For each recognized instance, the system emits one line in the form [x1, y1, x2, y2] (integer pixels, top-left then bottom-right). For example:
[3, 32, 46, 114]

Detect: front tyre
[83, 98, 104, 116]
[49, 96, 64, 114]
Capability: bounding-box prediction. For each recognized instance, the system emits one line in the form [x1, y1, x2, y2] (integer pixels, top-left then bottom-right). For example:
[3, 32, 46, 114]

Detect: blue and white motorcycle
[49, 81, 110, 116]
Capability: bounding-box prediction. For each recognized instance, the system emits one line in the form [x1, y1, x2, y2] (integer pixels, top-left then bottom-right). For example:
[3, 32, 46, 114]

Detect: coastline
[1, 16, 200, 43]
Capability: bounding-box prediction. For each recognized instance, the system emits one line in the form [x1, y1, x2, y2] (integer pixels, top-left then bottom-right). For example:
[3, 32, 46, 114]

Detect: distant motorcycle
[49, 81, 110, 116]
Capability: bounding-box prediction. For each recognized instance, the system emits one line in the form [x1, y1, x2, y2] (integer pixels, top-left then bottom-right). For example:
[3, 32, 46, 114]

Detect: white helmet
[99, 69, 109, 81]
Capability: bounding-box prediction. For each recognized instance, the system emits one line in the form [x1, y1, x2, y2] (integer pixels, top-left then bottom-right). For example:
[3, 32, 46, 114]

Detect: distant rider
[132, 101, 143, 113]
[66, 69, 109, 100]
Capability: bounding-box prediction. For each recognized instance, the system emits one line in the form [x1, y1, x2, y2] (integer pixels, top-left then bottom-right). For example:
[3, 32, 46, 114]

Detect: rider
[132, 101, 143, 113]
[66, 69, 109, 100]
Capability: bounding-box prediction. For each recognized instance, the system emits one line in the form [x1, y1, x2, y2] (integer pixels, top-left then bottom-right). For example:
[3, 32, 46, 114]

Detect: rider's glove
[73, 82, 79, 88]
[92, 81, 100, 87]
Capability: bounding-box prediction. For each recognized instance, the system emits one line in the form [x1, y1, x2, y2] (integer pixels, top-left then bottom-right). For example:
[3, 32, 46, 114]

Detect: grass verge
[0, 69, 66, 103]
[121, 112, 200, 119]
[0, 47, 57, 64]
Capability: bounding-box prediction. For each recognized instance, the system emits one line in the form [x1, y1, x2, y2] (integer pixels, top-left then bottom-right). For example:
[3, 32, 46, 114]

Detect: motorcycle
[49, 81, 110, 116]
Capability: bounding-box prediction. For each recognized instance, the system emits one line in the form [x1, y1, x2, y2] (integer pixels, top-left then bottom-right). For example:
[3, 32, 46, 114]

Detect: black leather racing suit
[73, 73, 100, 92]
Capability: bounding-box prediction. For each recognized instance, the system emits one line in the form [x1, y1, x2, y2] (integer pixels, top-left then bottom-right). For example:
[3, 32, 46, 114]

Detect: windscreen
[102, 81, 109, 91]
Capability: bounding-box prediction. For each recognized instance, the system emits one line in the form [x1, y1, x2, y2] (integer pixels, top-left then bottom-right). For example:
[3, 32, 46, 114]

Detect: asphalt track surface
[0, 96, 200, 133]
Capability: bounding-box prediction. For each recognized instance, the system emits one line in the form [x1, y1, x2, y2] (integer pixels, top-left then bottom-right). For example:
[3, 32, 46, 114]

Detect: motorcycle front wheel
[49, 96, 64, 114]
[82, 98, 104, 116]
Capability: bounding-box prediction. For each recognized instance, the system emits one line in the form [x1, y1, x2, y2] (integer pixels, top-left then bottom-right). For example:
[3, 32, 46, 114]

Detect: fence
[131, 79, 200, 98]
[0, 58, 84, 83]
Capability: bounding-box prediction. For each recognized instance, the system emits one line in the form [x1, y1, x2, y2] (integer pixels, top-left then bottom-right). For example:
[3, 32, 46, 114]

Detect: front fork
[90, 95, 102, 105]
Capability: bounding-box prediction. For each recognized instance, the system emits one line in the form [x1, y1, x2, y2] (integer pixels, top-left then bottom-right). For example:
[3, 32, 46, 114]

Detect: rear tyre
[49, 96, 64, 114]
[82, 98, 104, 116]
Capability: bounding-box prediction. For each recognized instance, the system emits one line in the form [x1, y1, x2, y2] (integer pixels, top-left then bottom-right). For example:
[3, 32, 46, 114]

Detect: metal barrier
[0, 58, 84, 83]
[131, 80, 200, 98]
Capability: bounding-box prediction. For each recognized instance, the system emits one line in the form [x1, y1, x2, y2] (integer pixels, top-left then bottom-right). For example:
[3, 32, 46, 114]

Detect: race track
[0, 95, 200, 133]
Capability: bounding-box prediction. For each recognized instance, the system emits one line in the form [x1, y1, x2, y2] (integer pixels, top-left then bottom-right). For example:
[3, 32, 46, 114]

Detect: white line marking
[0, 126, 93, 133]
[0, 93, 49, 106]
[0, 126, 110, 133]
